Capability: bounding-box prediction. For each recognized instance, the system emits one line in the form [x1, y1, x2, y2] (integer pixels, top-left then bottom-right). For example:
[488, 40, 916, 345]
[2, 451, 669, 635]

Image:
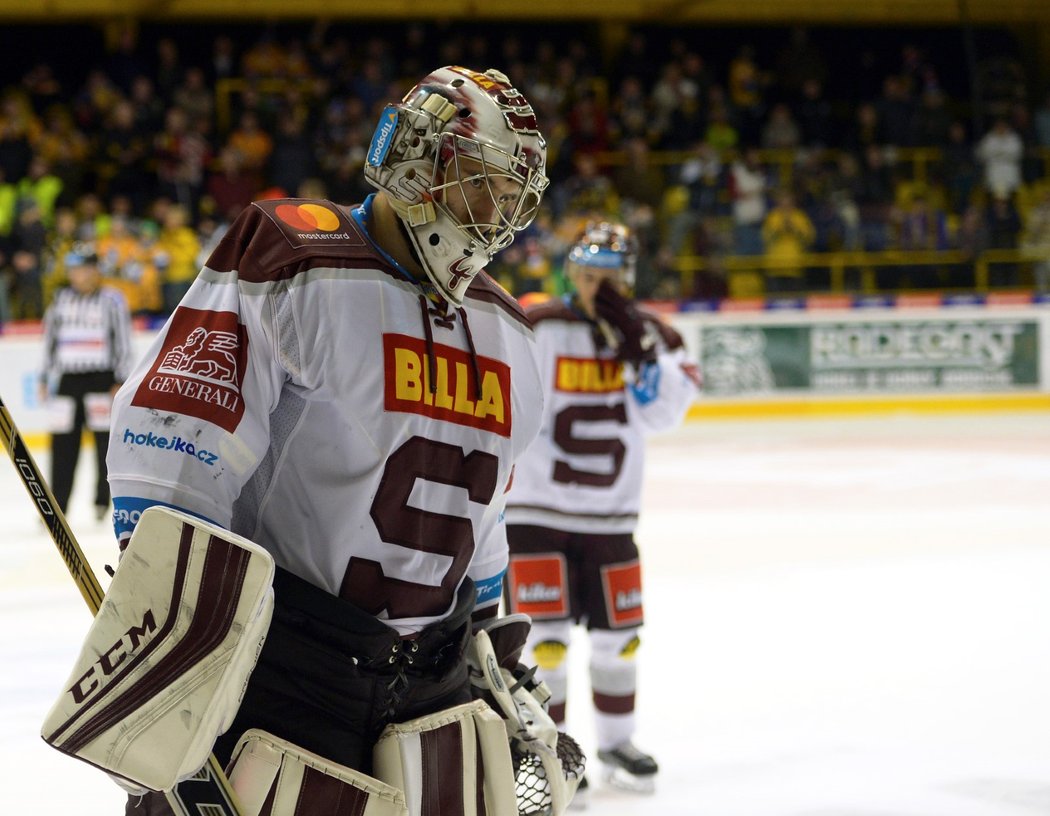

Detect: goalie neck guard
[364, 66, 549, 305]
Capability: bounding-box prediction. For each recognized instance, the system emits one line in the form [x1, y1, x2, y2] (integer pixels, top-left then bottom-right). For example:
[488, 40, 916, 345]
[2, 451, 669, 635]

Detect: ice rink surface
[3, 411, 1050, 815]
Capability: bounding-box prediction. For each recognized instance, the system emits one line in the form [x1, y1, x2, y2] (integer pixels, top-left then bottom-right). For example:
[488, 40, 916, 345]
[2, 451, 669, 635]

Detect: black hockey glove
[594, 280, 657, 367]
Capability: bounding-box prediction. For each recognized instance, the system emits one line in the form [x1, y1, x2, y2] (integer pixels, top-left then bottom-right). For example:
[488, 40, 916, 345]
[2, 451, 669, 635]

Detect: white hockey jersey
[505, 297, 700, 535]
[107, 197, 543, 634]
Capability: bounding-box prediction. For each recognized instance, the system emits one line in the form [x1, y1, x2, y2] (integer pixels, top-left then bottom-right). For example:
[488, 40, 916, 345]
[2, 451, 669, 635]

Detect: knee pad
[526, 619, 572, 671]
[590, 627, 641, 665]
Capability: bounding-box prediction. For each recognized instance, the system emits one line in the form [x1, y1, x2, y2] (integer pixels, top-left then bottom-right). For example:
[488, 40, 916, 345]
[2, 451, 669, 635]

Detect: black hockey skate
[597, 741, 658, 793]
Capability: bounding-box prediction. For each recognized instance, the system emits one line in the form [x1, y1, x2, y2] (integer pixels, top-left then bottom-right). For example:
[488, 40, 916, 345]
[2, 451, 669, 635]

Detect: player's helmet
[364, 66, 549, 305]
[564, 221, 638, 292]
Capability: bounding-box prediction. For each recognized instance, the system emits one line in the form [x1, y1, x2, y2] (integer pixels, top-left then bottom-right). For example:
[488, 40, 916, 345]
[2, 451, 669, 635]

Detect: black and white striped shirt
[41, 285, 134, 382]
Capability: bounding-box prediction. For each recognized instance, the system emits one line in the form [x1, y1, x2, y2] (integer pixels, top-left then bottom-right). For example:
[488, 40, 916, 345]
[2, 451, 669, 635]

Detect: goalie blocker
[41, 506, 275, 794]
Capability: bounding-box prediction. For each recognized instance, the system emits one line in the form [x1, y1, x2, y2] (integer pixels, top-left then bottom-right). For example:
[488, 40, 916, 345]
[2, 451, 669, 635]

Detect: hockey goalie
[39, 63, 584, 816]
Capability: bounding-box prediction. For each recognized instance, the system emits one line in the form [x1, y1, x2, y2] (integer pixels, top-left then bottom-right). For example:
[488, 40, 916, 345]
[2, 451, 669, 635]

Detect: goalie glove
[467, 615, 585, 816]
[593, 280, 657, 368]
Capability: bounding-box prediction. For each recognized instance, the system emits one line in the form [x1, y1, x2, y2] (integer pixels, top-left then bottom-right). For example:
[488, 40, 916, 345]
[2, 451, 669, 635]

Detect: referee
[39, 244, 134, 520]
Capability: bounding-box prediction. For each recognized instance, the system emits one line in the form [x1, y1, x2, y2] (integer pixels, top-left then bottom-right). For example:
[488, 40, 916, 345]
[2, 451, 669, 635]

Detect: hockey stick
[0, 393, 244, 816]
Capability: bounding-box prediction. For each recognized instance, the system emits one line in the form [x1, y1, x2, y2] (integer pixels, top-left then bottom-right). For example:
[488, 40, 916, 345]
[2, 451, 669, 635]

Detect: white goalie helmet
[565, 220, 639, 292]
[364, 66, 549, 305]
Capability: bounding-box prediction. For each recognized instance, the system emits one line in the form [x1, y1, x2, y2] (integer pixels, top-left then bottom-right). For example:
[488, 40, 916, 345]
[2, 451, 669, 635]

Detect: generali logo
[131, 308, 248, 433]
[383, 333, 511, 436]
[555, 356, 624, 394]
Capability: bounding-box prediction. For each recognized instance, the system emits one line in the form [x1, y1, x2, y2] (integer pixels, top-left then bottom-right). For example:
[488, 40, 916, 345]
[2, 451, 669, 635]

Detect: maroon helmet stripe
[60, 532, 252, 753]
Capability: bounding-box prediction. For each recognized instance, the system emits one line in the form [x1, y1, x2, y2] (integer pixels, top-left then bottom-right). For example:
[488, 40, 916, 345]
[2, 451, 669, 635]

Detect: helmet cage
[363, 66, 548, 305]
[430, 132, 546, 258]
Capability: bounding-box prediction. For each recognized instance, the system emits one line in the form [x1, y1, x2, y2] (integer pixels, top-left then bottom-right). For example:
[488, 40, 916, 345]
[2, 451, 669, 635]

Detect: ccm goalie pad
[373, 699, 518, 816]
[227, 729, 407, 816]
[467, 615, 585, 816]
[41, 506, 275, 793]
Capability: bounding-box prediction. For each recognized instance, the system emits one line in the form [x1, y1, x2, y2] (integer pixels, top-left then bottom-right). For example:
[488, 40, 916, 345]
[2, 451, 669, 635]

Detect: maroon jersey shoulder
[526, 297, 581, 328]
[464, 272, 532, 330]
[638, 307, 685, 351]
[205, 199, 393, 284]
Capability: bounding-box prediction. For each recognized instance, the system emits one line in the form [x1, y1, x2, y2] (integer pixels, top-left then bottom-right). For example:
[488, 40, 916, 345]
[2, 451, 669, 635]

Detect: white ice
[3, 412, 1050, 814]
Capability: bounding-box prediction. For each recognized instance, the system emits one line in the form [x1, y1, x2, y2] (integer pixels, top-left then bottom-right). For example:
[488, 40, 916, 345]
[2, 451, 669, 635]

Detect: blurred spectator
[155, 203, 200, 313]
[609, 76, 653, 146]
[0, 166, 16, 237]
[173, 66, 215, 124]
[985, 192, 1023, 287]
[876, 75, 916, 146]
[226, 109, 274, 182]
[728, 147, 769, 255]
[913, 88, 952, 147]
[565, 88, 611, 157]
[667, 139, 724, 256]
[846, 102, 880, 155]
[892, 189, 949, 289]
[129, 75, 165, 135]
[796, 79, 833, 148]
[728, 45, 768, 144]
[975, 117, 1024, 197]
[761, 188, 816, 293]
[207, 147, 259, 222]
[704, 103, 739, 154]
[612, 137, 665, 214]
[0, 91, 38, 182]
[761, 103, 801, 150]
[17, 155, 62, 228]
[941, 121, 979, 213]
[1035, 91, 1050, 148]
[775, 27, 828, 101]
[34, 105, 89, 200]
[9, 197, 47, 318]
[154, 37, 183, 104]
[855, 145, 897, 251]
[552, 151, 619, 220]
[97, 99, 153, 213]
[154, 106, 212, 217]
[1022, 186, 1050, 292]
[97, 214, 161, 314]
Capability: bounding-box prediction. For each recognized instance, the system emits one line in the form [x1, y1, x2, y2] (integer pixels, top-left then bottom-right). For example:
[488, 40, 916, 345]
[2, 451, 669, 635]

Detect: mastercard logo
[275, 203, 341, 232]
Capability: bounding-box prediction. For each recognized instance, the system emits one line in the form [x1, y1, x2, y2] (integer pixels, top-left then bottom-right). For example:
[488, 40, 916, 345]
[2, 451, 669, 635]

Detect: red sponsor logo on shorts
[601, 560, 643, 628]
[131, 308, 248, 433]
[508, 554, 568, 619]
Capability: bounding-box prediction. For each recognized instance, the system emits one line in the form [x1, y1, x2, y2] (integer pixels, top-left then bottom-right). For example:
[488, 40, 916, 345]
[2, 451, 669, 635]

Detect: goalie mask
[565, 221, 638, 294]
[364, 66, 549, 305]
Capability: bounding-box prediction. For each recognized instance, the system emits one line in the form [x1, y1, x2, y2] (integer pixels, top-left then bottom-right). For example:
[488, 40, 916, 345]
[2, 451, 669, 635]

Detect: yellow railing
[672, 247, 1048, 298]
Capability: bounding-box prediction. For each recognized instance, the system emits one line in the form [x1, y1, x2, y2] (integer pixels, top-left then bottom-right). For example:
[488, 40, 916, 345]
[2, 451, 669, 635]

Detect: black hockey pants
[126, 568, 475, 815]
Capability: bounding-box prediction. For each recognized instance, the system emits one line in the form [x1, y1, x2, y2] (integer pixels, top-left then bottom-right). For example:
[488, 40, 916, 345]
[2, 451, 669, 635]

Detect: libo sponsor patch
[131, 308, 248, 433]
[600, 560, 644, 628]
[508, 554, 568, 619]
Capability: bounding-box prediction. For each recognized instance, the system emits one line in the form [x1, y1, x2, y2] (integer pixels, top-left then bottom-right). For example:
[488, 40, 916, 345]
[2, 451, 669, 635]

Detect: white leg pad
[41, 506, 275, 793]
[228, 730, 407, 816]
[373, 699, 517, 816]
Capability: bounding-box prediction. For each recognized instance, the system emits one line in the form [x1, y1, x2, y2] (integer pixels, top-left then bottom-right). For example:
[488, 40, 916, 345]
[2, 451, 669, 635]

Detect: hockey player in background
[505, 222, 701, 802]
[93, 66, 583, 815]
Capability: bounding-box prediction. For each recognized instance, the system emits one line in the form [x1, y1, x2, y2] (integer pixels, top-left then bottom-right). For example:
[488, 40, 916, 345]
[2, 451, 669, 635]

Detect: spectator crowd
[2, 20, 1050, 321]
